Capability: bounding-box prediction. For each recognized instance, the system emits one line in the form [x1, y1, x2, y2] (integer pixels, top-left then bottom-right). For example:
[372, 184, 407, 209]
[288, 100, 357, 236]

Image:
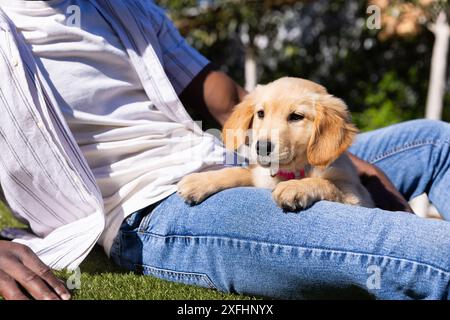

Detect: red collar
[274, 168, 306, 180]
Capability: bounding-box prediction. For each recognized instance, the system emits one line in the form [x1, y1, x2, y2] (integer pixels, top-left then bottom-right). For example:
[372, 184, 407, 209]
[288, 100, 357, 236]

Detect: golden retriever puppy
[177, 77, 374, 211]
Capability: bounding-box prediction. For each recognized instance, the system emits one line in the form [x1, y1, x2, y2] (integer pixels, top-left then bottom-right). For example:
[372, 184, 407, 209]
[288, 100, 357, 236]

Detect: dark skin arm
[348, 153, 413, 213]
[0, 240, 71, 300]
[180, 64, 413, 213]
[180, 64, 247, 127]
[0, 191, 71, 300]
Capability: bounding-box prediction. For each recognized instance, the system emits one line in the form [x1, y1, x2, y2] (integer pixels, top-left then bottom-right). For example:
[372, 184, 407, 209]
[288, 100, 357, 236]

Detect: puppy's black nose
[256, 140, 273, 156]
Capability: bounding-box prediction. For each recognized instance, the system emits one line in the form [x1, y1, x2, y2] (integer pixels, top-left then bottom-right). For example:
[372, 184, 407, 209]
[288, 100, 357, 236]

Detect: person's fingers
[0, 269, 29, 300]
[20, 250, 71, 300]
[1, 256, 60, 300]
[38, 271, 71, 300]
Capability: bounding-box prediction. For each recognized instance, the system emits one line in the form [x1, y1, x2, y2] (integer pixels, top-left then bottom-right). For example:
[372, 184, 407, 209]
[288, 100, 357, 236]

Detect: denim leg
[111, 188, 450, 299]
[349, 119, 450, 220]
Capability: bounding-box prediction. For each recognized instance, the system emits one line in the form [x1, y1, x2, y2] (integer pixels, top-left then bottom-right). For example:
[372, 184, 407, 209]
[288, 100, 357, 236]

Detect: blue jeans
[110, 120, 450, 299]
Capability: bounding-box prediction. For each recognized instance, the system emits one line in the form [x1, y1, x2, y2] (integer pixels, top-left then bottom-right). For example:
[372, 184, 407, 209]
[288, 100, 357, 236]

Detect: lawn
[0, 202, 253, 300]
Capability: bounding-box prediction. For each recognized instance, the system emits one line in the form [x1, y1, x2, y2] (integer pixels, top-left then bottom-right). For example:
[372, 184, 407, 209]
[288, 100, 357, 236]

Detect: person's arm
[0, 188, 71, 300]
[0, 241, 71, 300]
[347, 153, 413, 213]
[180, 63, 247, 127]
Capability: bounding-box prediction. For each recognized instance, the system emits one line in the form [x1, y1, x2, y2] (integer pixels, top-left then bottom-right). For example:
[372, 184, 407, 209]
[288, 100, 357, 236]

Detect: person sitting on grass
[0, 0, 450, 300]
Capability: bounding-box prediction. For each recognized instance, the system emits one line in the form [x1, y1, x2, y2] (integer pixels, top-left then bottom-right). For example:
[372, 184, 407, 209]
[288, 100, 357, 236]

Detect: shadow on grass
[79, 245, 125, 275]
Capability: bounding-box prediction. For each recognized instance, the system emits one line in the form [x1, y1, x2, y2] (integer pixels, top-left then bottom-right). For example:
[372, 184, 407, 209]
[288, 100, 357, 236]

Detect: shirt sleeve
[142, 2, 210, 95]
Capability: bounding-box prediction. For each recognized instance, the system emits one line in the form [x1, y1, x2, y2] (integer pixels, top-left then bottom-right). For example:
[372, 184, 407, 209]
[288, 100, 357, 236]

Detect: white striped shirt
[0, 0, 228, 269]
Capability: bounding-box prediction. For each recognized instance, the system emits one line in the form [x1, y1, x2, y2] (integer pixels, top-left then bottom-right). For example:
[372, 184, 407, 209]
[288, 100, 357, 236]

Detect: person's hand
[0, 240, 71, 300]
[347, 153, 414, 213]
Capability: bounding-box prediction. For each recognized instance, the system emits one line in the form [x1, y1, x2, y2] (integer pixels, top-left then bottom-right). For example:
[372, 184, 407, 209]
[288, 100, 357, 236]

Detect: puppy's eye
[288, 113, 305, 122]
[257, 110, 265, 119]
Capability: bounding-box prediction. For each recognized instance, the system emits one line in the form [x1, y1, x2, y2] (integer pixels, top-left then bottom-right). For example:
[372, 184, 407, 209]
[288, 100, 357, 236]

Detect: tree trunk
[425, 11, 450, 120]
[244, 46, 257, 91]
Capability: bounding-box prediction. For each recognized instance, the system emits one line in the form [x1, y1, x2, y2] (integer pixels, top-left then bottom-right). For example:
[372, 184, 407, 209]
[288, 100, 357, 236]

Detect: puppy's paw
[177, 172, 218, 205]
[272, 180, 319, 212]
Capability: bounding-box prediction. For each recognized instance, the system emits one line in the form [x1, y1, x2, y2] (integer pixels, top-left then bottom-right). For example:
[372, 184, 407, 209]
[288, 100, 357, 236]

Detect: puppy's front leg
[272, 178, 344, 211]
[177, 167, 253, 205]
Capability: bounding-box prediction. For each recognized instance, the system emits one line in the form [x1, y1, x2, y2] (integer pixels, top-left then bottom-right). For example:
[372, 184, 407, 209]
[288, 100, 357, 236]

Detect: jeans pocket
[135, 264, 218, 290]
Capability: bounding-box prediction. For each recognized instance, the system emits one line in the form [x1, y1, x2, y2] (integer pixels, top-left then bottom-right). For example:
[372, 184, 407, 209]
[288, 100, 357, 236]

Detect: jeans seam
[368, 140, 450, 164]
[135, 264, 217, 290]
[137, 232, 450, 276]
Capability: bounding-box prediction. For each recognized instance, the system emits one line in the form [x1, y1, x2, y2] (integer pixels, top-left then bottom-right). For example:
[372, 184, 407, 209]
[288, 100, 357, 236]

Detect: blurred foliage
[156, 0, 449, 131]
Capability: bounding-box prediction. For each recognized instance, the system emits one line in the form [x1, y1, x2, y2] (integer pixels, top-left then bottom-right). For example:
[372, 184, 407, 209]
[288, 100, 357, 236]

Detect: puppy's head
[222, 77, 357, 169]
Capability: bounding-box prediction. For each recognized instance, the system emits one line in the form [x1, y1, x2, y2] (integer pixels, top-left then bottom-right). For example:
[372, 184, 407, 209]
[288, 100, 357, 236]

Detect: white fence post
[425, 11, 450, 120]
[411, 11, 449, 218]
[244, 46, 257, 91]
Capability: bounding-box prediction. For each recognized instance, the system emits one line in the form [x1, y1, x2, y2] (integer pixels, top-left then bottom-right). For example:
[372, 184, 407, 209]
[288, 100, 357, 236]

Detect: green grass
[0, 203, 253, 300]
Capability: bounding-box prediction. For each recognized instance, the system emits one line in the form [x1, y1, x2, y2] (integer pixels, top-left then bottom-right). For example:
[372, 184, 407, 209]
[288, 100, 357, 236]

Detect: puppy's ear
[222, 98, 254, 150]
[307, 95, 358, 167]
